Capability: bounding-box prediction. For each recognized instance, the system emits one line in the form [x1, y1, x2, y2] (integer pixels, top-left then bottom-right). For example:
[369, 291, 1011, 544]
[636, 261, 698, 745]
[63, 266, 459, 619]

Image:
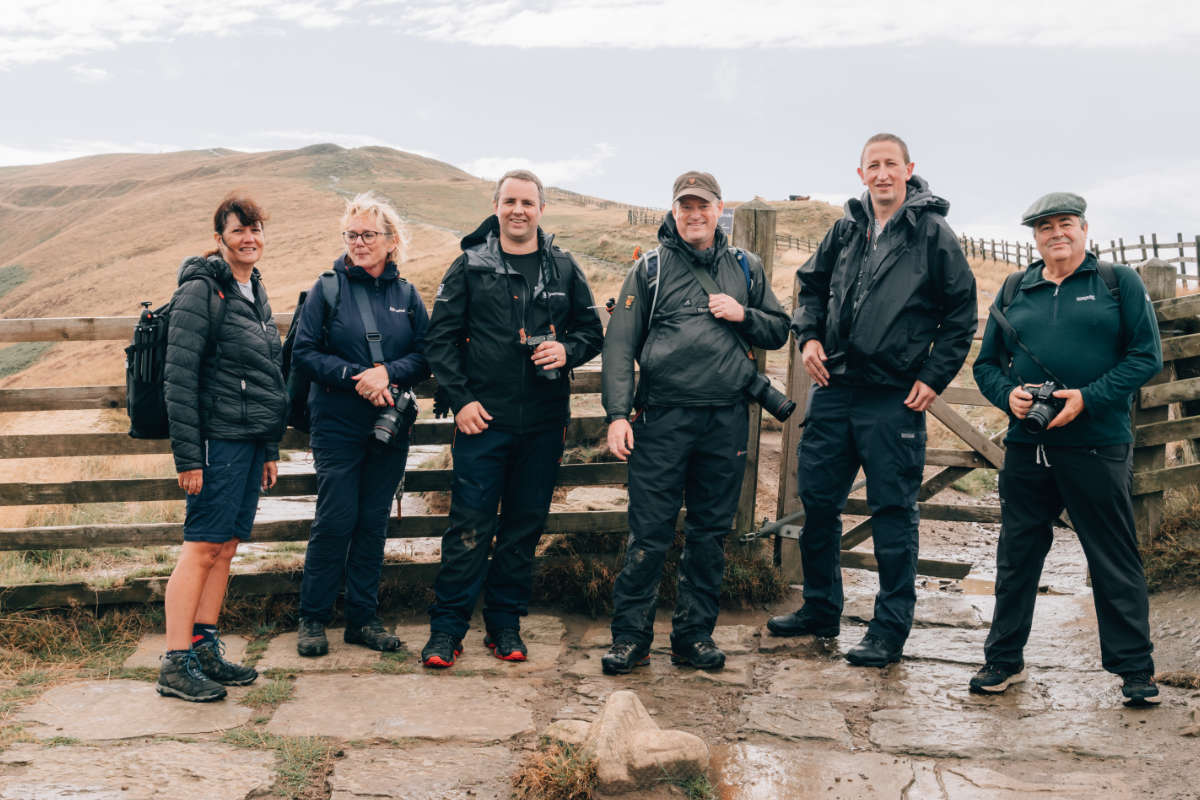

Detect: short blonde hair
[340, 192, 410, 262]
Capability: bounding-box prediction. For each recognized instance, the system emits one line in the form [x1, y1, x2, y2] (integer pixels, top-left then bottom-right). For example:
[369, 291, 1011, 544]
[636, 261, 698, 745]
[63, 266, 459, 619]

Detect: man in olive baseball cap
[672, 171, 721, 205]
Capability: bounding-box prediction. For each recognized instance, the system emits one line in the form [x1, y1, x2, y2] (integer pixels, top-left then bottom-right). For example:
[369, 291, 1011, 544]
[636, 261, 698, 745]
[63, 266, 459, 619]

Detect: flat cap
[1021, 192, 1087, 227]
[673, 171, 721, 204]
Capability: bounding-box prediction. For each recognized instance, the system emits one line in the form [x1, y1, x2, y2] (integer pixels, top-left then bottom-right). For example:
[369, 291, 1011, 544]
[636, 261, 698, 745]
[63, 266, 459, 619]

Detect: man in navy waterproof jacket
[766, 134, 977, 667]
[970, 192, 1163, 706]
[421, 169, 603, 667]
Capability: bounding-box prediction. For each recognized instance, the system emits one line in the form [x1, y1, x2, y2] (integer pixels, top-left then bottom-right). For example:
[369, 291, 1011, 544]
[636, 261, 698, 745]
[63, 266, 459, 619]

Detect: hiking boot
[670, 639, 726, 671]
[156, 650, 227, 702]
[1121, 671, 1161, 707]
[601, 641, 650, 675]
[422, 631, 463, 669]
[296, 617, 328, 657]
[968, 662, 1027, 694]
[193, 637, 258, 686]
[344, 618, 402, 652]
[766, 609, 839, 638]
[484, 628, 527, 662]
[844, 633, 902, 667]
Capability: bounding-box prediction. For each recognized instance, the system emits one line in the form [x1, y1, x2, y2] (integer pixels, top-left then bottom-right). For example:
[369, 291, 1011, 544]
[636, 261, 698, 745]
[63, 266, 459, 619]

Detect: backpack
[280, 271, 340, 433]
[125, 275, 226, 439]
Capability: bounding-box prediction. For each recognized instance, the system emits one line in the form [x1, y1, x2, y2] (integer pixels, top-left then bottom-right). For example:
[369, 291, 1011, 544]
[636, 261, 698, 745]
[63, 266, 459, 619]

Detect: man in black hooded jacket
[600, 171, 790, 674]
[766, 134, 977, 667]
[421, 169, 603, 668]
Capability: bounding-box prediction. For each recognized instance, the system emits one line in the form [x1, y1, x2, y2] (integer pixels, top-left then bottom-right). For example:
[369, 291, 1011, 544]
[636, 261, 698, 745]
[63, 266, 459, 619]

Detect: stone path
[2, 579, 1198, 799]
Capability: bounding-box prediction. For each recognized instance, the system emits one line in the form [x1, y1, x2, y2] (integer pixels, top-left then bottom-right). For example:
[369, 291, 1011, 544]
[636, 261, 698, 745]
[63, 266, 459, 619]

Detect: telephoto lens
[745, 373, 796, 422]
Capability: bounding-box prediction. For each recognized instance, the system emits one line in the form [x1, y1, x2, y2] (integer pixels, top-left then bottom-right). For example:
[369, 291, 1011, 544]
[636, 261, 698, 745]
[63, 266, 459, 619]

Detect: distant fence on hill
[961, 232, 1200, 285]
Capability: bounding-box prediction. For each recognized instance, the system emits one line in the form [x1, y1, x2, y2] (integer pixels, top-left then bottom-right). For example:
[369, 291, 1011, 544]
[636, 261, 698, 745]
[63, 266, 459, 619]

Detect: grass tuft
[1158, 670, 1200, 689]
[671, 774, 716, 800]
[1143, 487, 1200, 592]
[240, 676, 295, 710]
[512, 741, 598, 800]
[0, 606, 148, 676]
[221, 729, 339, 800]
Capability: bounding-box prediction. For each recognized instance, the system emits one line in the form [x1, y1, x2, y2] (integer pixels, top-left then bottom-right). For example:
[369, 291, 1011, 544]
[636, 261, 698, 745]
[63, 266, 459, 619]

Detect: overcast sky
[2, 0, 1198, 247]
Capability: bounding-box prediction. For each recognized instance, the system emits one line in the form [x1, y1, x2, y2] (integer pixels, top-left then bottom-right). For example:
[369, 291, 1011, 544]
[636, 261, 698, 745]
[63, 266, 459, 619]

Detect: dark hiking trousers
[985, 442, 1154, 675]
[610, 404, 749, 650]
[797, 384, 925, 648]
[299, 441, 409, 626]
[428, 425, 564, 640]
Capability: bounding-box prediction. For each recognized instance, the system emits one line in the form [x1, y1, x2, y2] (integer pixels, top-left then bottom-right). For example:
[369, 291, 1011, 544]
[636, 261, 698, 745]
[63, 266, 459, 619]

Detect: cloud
[461, 143, 616, 187]
[69, 63, 108, 82]
[0, 137, 183, 167]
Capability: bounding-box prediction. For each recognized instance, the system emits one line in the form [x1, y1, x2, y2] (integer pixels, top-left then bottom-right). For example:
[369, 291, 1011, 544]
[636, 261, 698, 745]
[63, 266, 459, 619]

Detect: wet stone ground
[2, 541, 1198, 799]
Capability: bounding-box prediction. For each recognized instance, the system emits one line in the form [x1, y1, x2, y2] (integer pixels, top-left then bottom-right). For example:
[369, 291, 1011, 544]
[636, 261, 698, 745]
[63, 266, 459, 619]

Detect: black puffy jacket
[164, 255, 287, 472]
[792, 176, 977, 393]
[424, 216, 604, 433]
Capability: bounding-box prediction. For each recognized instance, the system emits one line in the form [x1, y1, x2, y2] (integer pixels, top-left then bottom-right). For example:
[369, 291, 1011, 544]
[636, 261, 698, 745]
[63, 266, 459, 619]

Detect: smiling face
[857, 140, 914, 213]
[343, 211, 394, 273]
[494, 177, 544, 250]
[672, 195, 722, 250]
[215, 214, 265, 272]
[1033, 214, 1088, 269]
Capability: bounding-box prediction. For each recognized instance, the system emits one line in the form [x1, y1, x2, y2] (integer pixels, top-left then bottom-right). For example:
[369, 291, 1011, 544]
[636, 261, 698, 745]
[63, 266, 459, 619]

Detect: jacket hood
[177, 254, 262, 287]
[460, 214, 555, 257]
[333, 253, 400, 283]
[844, 175, 949, 230]
[657, 210, 729, 253]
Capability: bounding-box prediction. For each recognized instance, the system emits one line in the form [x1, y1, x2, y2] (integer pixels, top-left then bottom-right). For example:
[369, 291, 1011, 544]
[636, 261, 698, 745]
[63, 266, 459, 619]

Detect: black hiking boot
[193, 637, 258, 686]
[968, 662, 1027, 694]
[1121, 671, 1161, 707]
[670, 639, 726, 671]
[344, 618, 402, 652]
[296, 617, 329, 657]
[156, 650, 227, 702]
[766, 609, 840, 638]
[484, 628, 527, 661]
[601, 640, 650, 675]
[844, 634, 902, 667]
[422, 631, 463, 668]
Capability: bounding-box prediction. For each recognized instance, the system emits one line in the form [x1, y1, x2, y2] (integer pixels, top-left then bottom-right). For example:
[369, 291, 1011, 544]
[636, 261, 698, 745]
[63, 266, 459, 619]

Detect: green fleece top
[973, 253, 1163, 446]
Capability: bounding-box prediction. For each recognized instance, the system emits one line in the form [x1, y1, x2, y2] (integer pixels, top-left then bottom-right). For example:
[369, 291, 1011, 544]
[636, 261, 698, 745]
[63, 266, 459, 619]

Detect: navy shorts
[183, 439, 266, 543]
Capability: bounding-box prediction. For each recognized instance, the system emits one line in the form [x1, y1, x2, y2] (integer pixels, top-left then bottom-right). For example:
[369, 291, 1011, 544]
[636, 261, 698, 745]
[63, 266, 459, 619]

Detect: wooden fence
[0, 205, 779, 612]
[961, 233, 1200, 285]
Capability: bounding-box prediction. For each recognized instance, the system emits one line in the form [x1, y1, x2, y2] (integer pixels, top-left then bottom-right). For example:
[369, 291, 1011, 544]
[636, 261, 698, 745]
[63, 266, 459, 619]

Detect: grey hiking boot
[297, 617, 328, 657]
[344, 617, 401, 651]
[193, 637, 258, 686]
[157, 650, 227, 702]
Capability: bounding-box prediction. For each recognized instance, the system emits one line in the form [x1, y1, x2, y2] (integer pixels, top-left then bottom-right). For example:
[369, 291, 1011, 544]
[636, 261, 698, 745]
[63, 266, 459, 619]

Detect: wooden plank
[1135, 414, 1200, 447]
[939, 386, 990, 406]
[1139, 376, 1200, 408]
[0, 386, 125, 412]
[1161, 333, 1200, 363]
[1132, 463, 1200, 495]
[1133, 262, 1177, 545]
[1154, 293, 1200, 322]
[839, 549, 972, 580]
[0, 461, 630, 505]
[0, 416, 608, 459]
[928, 396, 1007, 469]
[925, 449, 989, 468]
[0, 317, 138, 343]
[0, 509, 632, 551]
[842, 498, 1000, 523]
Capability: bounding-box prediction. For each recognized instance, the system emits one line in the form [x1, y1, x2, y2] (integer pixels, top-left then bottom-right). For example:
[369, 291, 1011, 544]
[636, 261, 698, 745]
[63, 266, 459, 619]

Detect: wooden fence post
[1132, 260, 1177, 546]
[776, 271, 810, 582]
[732, 199, 777, 539]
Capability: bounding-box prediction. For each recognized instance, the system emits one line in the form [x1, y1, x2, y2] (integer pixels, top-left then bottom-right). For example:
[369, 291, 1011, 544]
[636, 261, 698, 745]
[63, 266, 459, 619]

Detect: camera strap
[987, 301, 1068, 388]
[349, 281, 386, 366]
[682, 257, 756, 362]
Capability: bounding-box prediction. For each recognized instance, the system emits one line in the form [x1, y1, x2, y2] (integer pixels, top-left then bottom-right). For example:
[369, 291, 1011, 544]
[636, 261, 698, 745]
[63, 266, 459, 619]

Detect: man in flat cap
[971, 192, 1163, 705]
[766, 133, 977, 667]
[600, 171, 789, 673]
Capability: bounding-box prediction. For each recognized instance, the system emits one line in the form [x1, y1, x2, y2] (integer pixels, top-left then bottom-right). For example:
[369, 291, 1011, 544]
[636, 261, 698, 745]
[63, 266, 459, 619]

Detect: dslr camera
[1021, 381, 1065, 434]
[372, 386, 418, 448]
[745, 373, 796, 422]
[521, 329, 560, 381]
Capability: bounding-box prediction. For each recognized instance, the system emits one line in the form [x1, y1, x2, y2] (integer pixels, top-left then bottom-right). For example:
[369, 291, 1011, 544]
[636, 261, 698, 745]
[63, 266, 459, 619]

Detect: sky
[2, 0, 1199, 247]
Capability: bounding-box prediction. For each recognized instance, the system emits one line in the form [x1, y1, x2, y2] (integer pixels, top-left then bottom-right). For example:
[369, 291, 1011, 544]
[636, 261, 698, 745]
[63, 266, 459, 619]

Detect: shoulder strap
[1096, 261, 1121, 301]
[181, 274, 226, 356]
[643, 248, 662, 324]
[999, 270, 1024, 313]
[348, 280, 385, 365]
[680, 258, 755, 360]
[733, 248, 754, 296]
[316, 270, 339, 348]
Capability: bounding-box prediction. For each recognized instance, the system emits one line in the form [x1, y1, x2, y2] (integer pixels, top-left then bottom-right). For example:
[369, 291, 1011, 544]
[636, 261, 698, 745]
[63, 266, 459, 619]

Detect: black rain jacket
[792, 176, 977, 393]
[424, 216, 604, 433]
[164, 255, 287, 473]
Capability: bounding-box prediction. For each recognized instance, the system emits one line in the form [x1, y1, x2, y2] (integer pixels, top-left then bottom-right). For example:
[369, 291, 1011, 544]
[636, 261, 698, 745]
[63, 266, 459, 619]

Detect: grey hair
[493, 169, 545, 207]
[340, 192, 410, 262]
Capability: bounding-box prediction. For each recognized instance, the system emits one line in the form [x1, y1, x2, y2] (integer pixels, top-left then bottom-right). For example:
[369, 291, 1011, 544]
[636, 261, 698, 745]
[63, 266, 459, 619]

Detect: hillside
[0, 144, 849, 390]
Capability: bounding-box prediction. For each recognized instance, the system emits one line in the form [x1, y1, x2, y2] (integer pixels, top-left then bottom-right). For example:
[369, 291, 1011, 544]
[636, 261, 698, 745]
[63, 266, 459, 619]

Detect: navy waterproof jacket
[291, 256, 430, 448]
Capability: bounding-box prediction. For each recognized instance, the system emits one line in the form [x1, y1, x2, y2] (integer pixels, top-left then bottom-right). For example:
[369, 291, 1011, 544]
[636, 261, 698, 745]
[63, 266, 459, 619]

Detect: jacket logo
[625, 295, 634, 308]
[388, 306, 408, 313]
[436, 283, 444, 296]
[1075, 294, 1096, 302]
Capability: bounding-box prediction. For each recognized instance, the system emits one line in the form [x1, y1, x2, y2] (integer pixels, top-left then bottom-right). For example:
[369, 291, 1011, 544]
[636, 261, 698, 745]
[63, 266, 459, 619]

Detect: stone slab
[15, 680, 252, 740]
[739, 693, 851, 746]
[267, 673, 535, 741]
[566, 650, 750, 686]
[712, 742, 912, 799]
[843, 587, 988, 629]
[0, 741, 274, 800]
[869, 707, 1177, 760]
[123, 634, 250, 669]
[939, 764, 1129, 797]
[758, 623, 868, 653]
[766, 658, 879, 705]
[329, 744, 517, 800]
[579, 623, 758, 654]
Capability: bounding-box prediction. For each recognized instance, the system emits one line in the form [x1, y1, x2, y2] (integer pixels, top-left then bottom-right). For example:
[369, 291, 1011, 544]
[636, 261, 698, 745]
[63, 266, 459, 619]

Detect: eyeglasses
[342, 230, 387, 244]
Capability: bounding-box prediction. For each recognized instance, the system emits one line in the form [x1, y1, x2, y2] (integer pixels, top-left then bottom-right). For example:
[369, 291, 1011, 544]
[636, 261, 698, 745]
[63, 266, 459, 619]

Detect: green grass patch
[0, 264, 28, 301]
[1143, 486, 1200, 592]
[240, 676, 294, 710]
[102, 667, 158, 682]
[0, 342, 52, 379]
[44, 736, 80, 747]
[372, 649, 414, 674]
[221, 729, 339, 800]
[670, 774, 717, 800]
[0, 606, 148, 674]
[951, 468, 997, 496]
[512, 741, 598, 800]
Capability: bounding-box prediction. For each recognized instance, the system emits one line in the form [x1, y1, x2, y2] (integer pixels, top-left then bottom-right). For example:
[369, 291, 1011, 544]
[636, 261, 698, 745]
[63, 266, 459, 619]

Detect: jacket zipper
[240, 378, 248, 424]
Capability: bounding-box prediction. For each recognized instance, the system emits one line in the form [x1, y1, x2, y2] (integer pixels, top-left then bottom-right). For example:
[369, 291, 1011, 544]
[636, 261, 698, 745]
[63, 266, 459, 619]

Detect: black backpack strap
[643, 248, 661, 324]
[1096, 260, 1121, 301]
[182, 274, 227, 357]
[317, 270, 339, 346]
[348, 280, 385, 365]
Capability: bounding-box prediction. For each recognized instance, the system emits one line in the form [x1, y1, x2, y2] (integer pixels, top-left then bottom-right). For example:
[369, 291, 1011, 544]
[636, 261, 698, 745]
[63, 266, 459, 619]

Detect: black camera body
[523, 332, 560, 381]
[372, 386, 418, 448]
[745, 373, 796, 422]
[1022, 381, 1065, 434]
